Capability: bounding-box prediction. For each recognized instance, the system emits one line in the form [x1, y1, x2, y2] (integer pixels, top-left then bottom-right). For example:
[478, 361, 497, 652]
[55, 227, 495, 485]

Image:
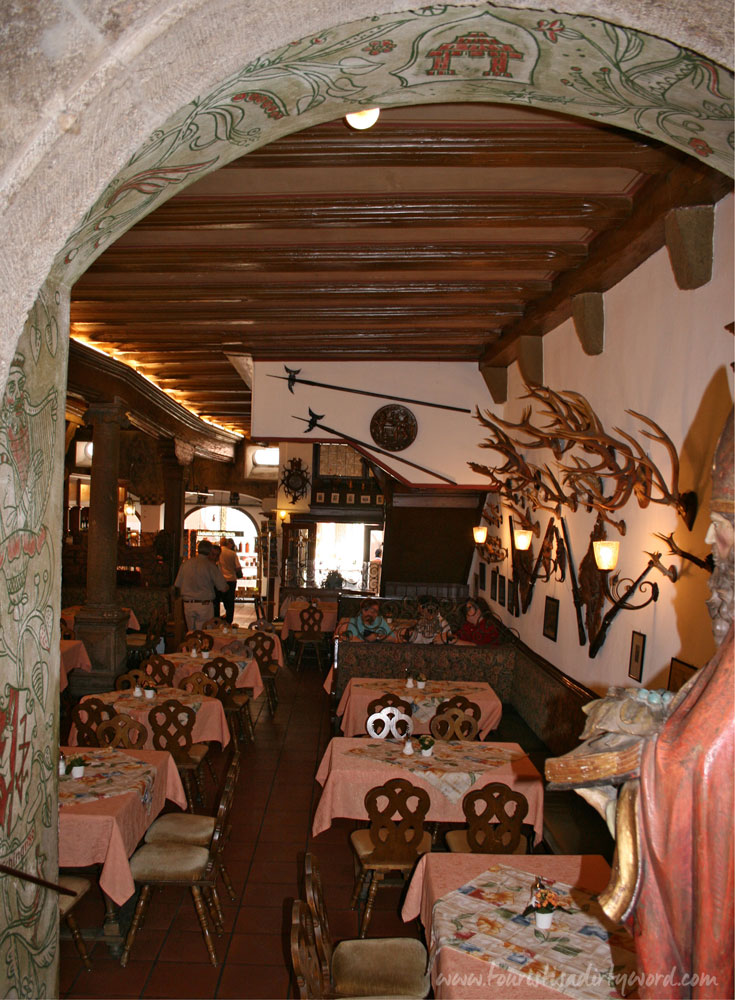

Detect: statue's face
[705, 512, 734, 645]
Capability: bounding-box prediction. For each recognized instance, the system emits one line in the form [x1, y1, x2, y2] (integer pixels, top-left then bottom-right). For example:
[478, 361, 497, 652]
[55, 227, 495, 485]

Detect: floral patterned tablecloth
[347, 739, 526, 802]
[429, 863, 636, 1000]
[59, 746, 155, 811]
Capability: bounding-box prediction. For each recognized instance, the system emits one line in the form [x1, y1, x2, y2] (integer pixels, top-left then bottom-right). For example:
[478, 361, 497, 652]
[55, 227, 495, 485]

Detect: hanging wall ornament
[280, 457, 311, 504]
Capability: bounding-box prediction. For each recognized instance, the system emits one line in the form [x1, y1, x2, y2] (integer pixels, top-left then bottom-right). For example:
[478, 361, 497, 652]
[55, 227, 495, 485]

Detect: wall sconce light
[513, 527, 534, 551]
[473, 525, 488, 544]
[588, 544, 677, 658]
[123, 496, 136, 517]
[345, 107, 380, 130]
[593, 540, 620, 571]
[472, 523, 506, 562]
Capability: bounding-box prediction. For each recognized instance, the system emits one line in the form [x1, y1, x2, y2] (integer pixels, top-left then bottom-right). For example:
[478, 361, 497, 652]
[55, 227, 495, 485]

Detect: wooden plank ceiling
[70, 102, 731, 438]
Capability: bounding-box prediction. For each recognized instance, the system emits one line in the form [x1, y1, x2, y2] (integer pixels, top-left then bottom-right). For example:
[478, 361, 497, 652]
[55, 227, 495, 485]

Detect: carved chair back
[366, 705, 414, 739]
[298, 606, 323, 637]
[115, 668, 148, 691]
[148, 699, 196, 761]
[290, 900, 324, 1000]
[142, 654, 176, 687]
[185, 629, 214, 651]
[434, 695, 482, 722]
[203, 657, 239, 706]
[179, 637, 203, 654]
[179, 670, 219, 698]
[461, 782, 529, 853]
[202, 617, 227, 629]
[363, 778, 430, 864]
[366, 692, 412, 717]
[430, 706, 479, 741]
[71, 698, 116, 747]
[97, 713, 148, 749]
[303, 852, 333, 990]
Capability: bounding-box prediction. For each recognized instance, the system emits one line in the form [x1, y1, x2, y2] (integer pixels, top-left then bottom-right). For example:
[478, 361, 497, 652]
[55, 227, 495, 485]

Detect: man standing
[174, 538, 228, 631]
[218, 537, 240, 624]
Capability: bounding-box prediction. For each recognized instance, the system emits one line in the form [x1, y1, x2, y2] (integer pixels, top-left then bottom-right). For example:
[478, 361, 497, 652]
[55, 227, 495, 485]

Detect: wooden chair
[365, 706, 414, 739]
[366, 692, 412, 717]
[58, 875, 93, 971]
[202, 616, 227, 629]
[304, 852, 430, 998]
[126, 607, 167, 669]
[429, 706, 479, 741]
[144, 750, 241, 904]
[185, 629, 214, 651]
[142, 654, 176, 687]
[115, 668, 148, 691]
[246, 631, 280, 716]
[70, 698, 115, 747]
[147, 699, 210, 810]
[445, 783, 530, 855]
[97, 713, 148, 749]
[204, 657, 254, 744]
[60, 617, 75, 640]
[121, 765, 233, 968]
[349, 778, 431, 937]
[294, 605, 325, 673]
[179, 670, 219, 698]
[433, 695, 482, 724]
[290, 900, 326, 999]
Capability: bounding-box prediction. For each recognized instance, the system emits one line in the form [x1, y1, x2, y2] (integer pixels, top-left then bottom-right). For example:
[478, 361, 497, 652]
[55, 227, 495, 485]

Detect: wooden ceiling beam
[136, 193, 632, 230]
[72, 303, 524, 322]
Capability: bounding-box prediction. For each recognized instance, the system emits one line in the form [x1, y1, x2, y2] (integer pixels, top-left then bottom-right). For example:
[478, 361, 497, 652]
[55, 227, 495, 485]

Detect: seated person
[408, 594, 451, 644]
[453, 597, 500, 646]
[345, 598, 395, 642]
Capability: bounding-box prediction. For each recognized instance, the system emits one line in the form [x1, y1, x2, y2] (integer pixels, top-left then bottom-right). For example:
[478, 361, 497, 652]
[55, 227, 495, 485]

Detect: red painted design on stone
[0, 688, 32, 835]
[427, 32, 523, 78]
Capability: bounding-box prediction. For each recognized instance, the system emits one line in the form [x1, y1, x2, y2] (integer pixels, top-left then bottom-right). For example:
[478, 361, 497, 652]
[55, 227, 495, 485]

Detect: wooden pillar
[72, 400, 129, 693]
[161, 439, 191, 580]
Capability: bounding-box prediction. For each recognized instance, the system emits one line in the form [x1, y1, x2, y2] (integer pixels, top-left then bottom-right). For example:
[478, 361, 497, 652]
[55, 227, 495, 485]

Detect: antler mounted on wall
[470, 384, 697, 534]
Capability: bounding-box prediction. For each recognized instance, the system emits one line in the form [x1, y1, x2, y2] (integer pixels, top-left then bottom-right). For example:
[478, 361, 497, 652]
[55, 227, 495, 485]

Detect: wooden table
[337, 677, 502, 738]
[58, 746, 186, 905]
[402, 853, 635, 999]
[62, 604, 141, 631]
[166, 651, 264, 700]
[59, 639, 92, 692]
[71, 687, 230, 749]
[280, 601, 338, 638]
[312, 738, 543, 842]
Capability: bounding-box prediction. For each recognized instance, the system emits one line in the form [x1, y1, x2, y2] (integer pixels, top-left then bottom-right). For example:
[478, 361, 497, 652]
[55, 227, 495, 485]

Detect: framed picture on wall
[628, 631, 646, 681]
[376, 494, 384, 504]
[668, 656, 696, 692]
[360, 494, 371, 504]
[490, 569, 498, 601]
[479, 562, 486, 590]
[346, 493, 355, 504]
[543, 596, 559, 641]
[497, 574, 506, 608]
[507, 578, 516, 615]
[330, 492, 340, 503]
[315, 491, 325, 504]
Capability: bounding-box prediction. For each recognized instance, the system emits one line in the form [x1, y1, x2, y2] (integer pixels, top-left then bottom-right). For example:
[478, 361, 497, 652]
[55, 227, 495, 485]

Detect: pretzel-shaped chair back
[363, 778, 430, 864]
[366, 706, 414, 739]
[429, 706, 479, 741]
[462, 782, 529, 853]
[97, 713, 148, 749]
[71, 698, 116, 747]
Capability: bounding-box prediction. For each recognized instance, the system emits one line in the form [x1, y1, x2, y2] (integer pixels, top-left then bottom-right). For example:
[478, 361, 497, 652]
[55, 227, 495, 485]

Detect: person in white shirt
[174, 539, 228, 630]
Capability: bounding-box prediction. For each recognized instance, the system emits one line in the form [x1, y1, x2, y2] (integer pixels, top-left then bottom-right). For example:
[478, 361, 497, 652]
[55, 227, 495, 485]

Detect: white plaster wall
[252, 362, 496, 488]
[476, 193, 734, 694]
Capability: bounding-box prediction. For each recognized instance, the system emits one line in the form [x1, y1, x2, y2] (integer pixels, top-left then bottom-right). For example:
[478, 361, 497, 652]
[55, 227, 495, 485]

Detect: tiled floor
[60, 613, 422, 999]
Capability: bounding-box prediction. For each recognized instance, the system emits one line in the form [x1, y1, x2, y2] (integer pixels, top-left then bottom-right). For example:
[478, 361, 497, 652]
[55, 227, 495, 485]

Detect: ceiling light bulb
[345, 107, 380, 130]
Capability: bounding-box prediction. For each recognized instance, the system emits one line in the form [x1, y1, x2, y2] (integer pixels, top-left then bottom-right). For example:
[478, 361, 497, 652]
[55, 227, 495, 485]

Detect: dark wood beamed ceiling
[70, 103, 732, 439]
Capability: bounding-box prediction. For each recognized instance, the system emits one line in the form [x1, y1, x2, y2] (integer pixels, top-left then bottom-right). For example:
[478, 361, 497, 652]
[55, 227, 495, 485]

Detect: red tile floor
[59, 619, 423, 999]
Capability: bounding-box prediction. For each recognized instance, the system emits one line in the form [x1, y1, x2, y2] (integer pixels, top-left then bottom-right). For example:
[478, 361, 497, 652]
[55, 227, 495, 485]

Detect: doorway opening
[184, 507, 259, 593]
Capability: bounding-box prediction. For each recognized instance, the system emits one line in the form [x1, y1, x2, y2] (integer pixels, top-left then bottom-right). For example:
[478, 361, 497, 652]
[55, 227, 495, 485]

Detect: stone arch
[0, 3, 732, 996]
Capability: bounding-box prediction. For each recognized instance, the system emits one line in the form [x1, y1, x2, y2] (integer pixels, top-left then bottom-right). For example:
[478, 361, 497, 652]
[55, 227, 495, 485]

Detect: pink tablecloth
[402, 854, 620, 999]
[62, 604, 140, 631]
[203, 627, 285, 669]
[280, 601, 338, 638]
[58, 747, 186, 904]
[337, 678, 502, 738]
[312, 738, 543, 842]
[70, 687, 230, 749]
[166, 651, 264, 700]
[59, 639, 92, 692]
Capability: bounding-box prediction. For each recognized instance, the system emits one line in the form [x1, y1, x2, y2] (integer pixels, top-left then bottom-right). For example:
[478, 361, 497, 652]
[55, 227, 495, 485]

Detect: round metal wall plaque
[370, 404, 418, 452]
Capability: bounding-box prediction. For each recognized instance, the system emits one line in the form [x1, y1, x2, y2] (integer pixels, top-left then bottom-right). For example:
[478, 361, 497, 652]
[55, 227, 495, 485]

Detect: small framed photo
[330, 492, 340, 504]
[543, 596, 559, 642]
[315, 491, 325, 504]
[376, 494, 384, 505]
[668, 656, 696, 692]
[497, 574, 506, 608]
[490, 569, 498, 601]
[346, 493, 355, 504]
[479, 562, 486, 590]
[628, 630, 646, 681]
[360, 494, 371, 504]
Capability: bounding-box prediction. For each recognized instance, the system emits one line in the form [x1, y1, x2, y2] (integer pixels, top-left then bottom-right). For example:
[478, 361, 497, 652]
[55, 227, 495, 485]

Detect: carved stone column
[71, 400, 129, 694]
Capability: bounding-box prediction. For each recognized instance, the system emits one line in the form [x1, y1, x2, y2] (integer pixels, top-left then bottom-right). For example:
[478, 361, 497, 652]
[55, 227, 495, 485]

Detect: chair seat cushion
[350, 828, 432, 862]
[230, 693, 250, 707]
[130, 842, 210, 881]
[145, 813, 215, 845]
[58, 875, 91, 917]
[332, 937, 430, 998]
